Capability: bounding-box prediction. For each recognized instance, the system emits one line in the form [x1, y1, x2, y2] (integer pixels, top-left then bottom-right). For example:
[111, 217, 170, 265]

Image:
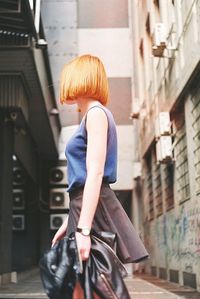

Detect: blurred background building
[131, 0, 200, 292]
[0, 0, 61, 285]
[0, 0, 200, 293]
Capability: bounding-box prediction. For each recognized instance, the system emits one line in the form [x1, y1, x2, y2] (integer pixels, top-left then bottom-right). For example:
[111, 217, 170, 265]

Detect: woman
[52, 54, 149, 298]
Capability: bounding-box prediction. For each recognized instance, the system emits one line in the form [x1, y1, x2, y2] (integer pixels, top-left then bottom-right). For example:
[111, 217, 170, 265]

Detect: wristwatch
[77, 227, 91, 236]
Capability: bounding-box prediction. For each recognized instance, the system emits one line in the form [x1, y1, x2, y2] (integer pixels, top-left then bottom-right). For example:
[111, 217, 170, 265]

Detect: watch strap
[77, 227, 91, 236]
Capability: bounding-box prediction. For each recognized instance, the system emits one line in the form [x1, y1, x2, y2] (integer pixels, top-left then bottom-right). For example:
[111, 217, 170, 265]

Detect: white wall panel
[41, 0, 78, 126]
[112, 125, 134, 190]
[58, 126, 79, 160]
[112, 160, 134, 190]
[78, 28, 133, 78]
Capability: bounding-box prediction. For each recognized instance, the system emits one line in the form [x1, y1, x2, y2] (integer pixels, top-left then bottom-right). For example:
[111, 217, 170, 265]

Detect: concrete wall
[41, 0, 79, 126]
[131, 0, 200, 290]
[131, 0, 200, 155]
[112, 126, 134, 190]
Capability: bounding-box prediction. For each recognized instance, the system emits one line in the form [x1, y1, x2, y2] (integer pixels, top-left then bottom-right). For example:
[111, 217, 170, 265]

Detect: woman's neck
[77, 99, 102, 115]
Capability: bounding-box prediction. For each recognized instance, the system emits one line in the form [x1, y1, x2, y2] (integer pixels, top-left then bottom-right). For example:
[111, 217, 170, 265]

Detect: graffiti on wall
[149, 200, 200, 272]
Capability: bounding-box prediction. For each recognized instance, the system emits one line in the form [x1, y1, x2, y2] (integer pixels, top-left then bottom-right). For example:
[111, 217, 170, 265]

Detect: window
[144, 153, 154, 220]
[191, 92, 200, 194]
[152, 151, 163, 216]
[174, 120, 190, 203]
[163, 163, 174, 209]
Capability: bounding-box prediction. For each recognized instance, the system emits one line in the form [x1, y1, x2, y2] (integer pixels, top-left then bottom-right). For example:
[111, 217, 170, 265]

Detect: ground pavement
[0, 269, 199, 299]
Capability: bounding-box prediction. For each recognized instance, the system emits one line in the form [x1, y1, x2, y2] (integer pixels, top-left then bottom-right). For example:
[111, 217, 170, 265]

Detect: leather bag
[39, 233, 82, 299]
[39, 231, 131, 299]
[82, 231, 130, 299]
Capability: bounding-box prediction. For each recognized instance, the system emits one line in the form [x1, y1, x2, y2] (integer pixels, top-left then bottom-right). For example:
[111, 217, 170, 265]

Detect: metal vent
[191, 93, 200, 194]
[151, 266, 157, 276]
[0, 30, 29, 46]
[174, 122, 190, 202]
[0, 0, 21, 13]
[13, 189, 25, 210]
[183, 272, 197, 289]
[159, 267, 167, 279]
[169, 269, 179, 283]
[49, 167, 68, 186]
[50, 189, 70, 210]
[13, 167, 26, 186]
[12, 215, 25, 231]
[50, 214, 68, 230]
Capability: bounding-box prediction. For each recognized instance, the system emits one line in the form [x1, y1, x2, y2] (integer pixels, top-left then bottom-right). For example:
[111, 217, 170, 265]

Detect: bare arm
[78, 107, 108, 228]
[76, 107, 108, 260]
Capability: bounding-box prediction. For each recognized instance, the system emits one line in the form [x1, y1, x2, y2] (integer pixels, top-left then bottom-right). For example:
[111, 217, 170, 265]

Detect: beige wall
[132, 0, 200, 155]
[131, 0, 200, 289]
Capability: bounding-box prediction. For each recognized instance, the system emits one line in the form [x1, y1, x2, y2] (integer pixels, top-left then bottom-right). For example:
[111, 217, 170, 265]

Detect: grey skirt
[66, 182, 149, 264]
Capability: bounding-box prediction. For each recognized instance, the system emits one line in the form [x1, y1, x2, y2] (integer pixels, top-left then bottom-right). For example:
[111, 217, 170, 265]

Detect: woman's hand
[51, 218, 68, 247]
[75, 232, 91, 261]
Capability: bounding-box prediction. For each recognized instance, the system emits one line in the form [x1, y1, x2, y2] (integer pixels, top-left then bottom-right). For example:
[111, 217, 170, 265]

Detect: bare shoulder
[86, 106, 108, 128]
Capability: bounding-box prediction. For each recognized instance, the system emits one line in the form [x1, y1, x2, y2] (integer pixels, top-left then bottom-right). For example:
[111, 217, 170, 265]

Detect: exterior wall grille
[191, 92, 200, 194]
[163, 163, 174, 210]
[0, 30, 29, 47]
[0, 0, 21, 12]
[144, 154, 154, 221]
[174, 122, 190, 203]
[0, 74, 28, 120]
[152, 152, 163, 216]
[151, 266, 157, 276]
[169, 269, 179, 283]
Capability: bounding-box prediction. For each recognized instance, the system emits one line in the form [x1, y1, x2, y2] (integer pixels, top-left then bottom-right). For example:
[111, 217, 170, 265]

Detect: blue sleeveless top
[65, 105, 117, 192]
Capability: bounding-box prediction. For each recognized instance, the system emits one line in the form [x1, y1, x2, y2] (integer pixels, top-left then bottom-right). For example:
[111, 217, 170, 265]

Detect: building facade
[131, 0, 200, 291]
[0, 0, 61, 284]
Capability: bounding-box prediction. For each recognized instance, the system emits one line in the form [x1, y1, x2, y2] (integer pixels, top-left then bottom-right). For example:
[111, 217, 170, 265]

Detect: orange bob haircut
[60, 54, 109, 105]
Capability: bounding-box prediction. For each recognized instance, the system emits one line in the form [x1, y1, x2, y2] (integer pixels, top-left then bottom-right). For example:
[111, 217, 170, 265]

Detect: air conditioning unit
[13, 167, 26, 186]
[155, 112, 171, 138]
[13, 189, 25, 210]
[152, 23, 167, 57]
[156, 136, 173, 163]
[133, 162, 142, 179]
[12, 215, 25, 231]
[50, 189, 70, 210]
[49, 167, 68, 186]
[50, 214, 68, 230]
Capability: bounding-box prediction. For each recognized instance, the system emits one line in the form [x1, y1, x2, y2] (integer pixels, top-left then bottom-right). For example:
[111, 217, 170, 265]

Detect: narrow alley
[0, 270, 199, 299]
[1, 0, 200, 297]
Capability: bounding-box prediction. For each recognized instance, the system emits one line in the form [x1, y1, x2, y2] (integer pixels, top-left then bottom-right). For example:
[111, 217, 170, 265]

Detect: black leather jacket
[39, 231, 131, 299]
